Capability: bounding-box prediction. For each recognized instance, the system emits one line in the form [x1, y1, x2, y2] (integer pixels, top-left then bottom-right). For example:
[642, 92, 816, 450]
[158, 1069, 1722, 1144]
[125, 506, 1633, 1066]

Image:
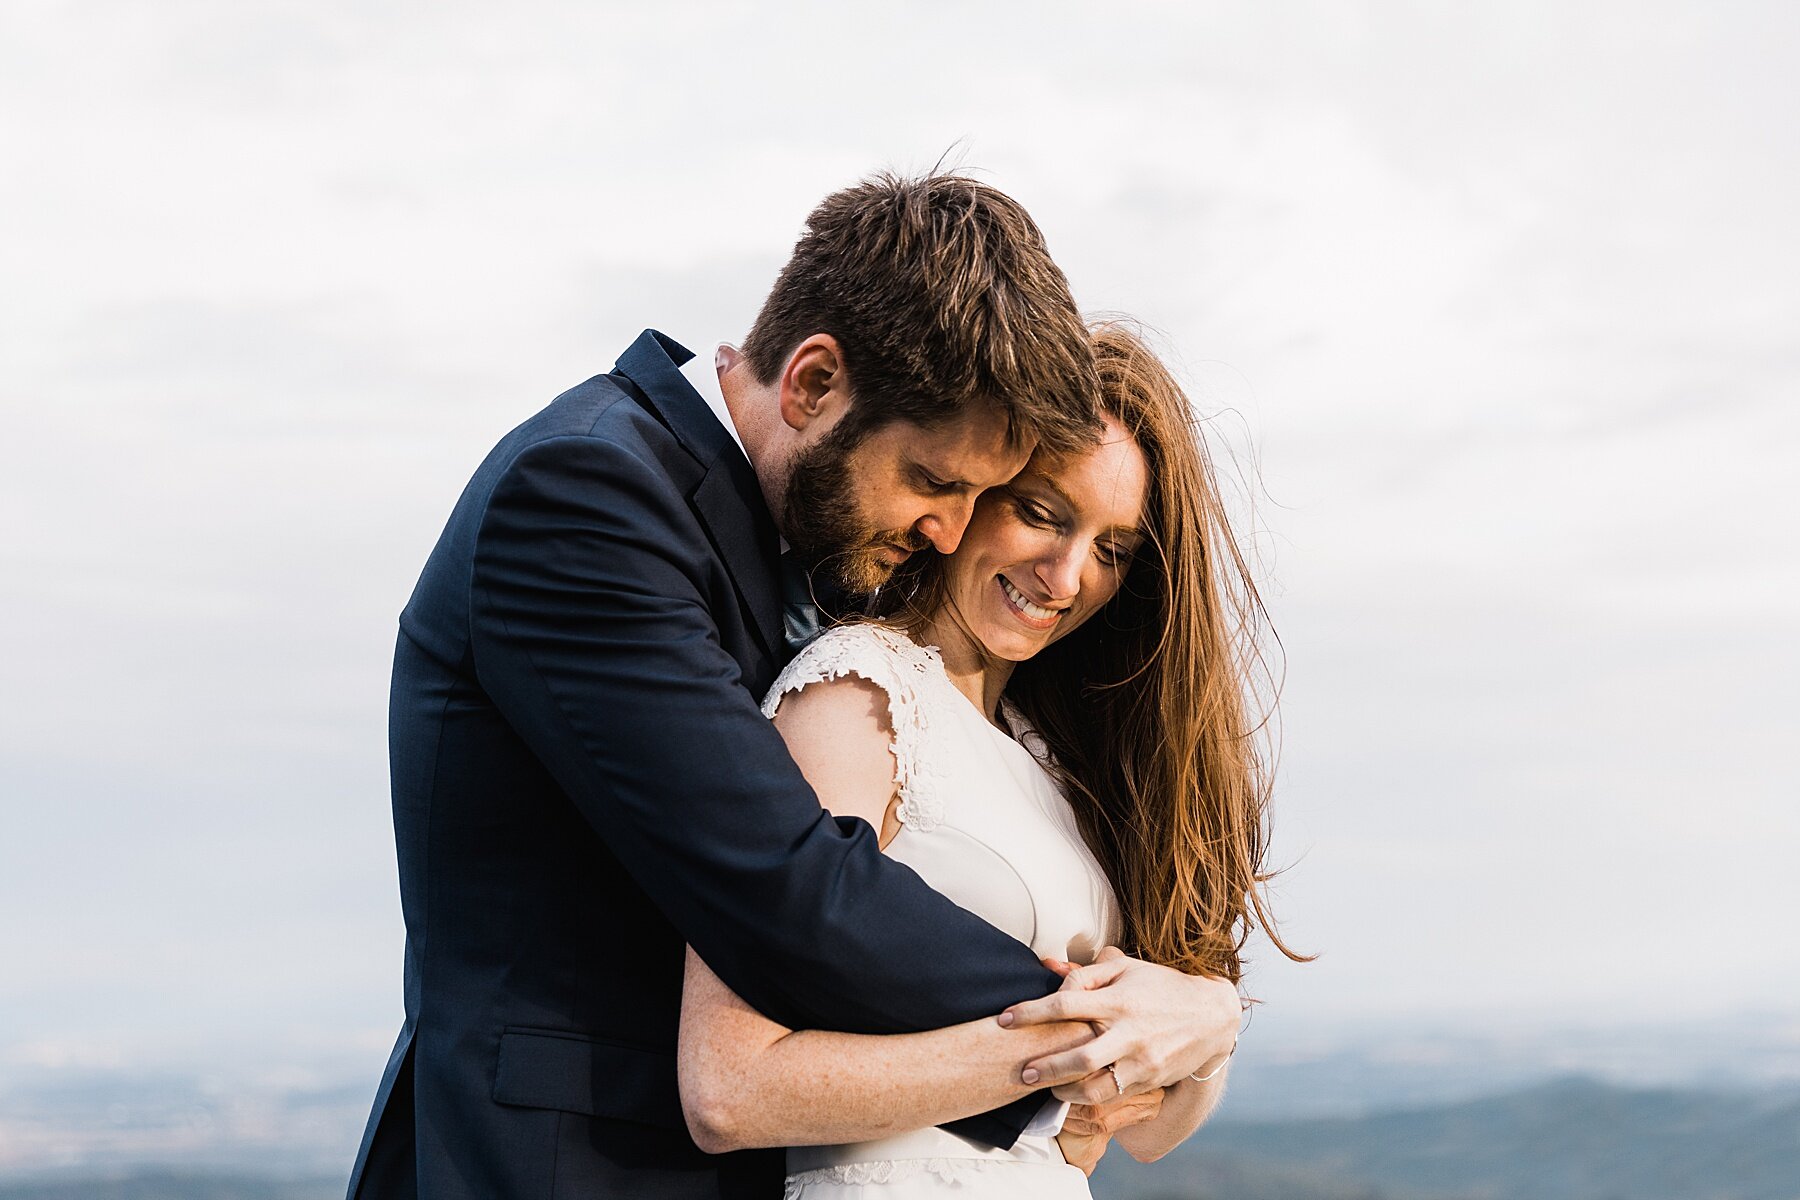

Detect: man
[350, 172, 1224, 1199]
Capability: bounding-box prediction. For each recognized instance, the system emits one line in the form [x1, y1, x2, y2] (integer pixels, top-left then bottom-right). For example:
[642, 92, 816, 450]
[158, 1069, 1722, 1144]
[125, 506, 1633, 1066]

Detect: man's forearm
[681, 948, 1092, 1153]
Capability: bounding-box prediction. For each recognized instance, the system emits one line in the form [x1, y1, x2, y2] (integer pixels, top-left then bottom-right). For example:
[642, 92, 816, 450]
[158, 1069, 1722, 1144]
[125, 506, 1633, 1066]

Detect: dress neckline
[901, 634, 1044, 767]
[845, 621, 1046, 767]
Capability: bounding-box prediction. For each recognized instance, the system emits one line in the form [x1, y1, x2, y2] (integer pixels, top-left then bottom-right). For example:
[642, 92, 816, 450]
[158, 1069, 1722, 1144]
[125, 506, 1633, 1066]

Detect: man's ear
[777, 334, 851, 433]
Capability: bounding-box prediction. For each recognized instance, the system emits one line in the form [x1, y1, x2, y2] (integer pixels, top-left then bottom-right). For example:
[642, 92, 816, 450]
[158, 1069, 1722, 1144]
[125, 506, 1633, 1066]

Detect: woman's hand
[1008, 947, 1241, 1103]
[1032, 955, 1232, 1168]
[1055, 1088, 1166, 1175]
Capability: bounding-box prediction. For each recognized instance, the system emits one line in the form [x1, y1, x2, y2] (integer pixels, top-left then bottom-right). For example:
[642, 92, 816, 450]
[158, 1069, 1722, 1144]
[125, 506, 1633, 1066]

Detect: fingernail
[997, 1011, 1014, 1027]
[1022, 1068, 1040, 1084]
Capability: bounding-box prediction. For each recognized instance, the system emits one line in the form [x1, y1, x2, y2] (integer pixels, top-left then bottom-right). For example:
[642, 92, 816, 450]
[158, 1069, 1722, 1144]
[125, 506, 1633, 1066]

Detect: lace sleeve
[760, 623, 945, 832]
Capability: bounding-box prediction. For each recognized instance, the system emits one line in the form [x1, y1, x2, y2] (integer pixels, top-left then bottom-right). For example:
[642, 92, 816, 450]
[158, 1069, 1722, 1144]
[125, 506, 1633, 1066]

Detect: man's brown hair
[742, 171, 1102, 454]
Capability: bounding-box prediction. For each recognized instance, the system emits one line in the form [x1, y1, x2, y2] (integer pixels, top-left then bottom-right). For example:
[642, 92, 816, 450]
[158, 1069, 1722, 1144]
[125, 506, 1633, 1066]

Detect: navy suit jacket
[348, 331, 1062, 1199]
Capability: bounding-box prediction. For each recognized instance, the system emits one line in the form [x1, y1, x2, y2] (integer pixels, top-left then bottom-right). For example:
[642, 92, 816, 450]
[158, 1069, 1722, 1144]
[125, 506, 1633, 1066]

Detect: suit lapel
[614, 330, 785, 661]
[690, 460, 784, 660]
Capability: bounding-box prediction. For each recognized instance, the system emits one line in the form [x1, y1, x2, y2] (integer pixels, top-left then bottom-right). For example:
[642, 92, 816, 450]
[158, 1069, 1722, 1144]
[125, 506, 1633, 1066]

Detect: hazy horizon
[5, 1012, 1797, 1183]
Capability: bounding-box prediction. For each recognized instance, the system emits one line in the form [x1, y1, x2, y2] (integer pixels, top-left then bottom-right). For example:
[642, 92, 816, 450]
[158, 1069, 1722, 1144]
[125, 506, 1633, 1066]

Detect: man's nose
[915, 502, 973, 556]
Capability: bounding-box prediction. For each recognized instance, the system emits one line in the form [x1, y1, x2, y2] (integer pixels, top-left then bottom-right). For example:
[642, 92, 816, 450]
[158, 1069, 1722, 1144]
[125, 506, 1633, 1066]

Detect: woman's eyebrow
[1033, 475, 1076, 509]
[1035, 475, 1143, 539]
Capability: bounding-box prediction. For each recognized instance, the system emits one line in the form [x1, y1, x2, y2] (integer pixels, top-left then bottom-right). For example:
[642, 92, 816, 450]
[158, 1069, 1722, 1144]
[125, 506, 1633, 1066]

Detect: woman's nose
[1035, 545, 1084, 601]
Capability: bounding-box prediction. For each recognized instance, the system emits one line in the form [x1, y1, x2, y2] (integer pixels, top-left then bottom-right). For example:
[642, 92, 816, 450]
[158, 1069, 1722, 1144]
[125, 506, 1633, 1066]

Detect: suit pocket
[492, 1027, 686, 1131]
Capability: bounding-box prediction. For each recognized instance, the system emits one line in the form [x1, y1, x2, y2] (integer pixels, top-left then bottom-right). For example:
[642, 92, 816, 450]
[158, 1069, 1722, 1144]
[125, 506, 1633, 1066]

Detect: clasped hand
[1000, 946, 1239, 1105]
[1054, 1088, 1164, 1176]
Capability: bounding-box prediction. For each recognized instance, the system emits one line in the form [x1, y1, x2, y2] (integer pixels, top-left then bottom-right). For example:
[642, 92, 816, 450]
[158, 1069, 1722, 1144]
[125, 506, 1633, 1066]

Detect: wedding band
[1105, 1064, 1124, 1095]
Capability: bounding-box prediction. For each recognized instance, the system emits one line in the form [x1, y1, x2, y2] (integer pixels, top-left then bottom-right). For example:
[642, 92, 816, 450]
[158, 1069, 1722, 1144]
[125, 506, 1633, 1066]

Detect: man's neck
[714, 350, 790, 526]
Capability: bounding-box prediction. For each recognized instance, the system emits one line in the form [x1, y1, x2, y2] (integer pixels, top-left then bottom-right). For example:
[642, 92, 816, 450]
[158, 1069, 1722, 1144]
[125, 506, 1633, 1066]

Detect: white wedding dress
[760, 622, 1121, 1199]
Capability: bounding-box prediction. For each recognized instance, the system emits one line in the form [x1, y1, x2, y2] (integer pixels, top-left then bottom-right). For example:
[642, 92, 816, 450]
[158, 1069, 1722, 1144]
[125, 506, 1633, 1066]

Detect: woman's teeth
[1001, 576, 1058, 622]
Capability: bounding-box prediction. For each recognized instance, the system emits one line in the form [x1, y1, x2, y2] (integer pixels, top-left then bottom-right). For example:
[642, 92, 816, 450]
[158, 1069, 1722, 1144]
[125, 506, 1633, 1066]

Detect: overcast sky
[3, 1, 1796, 1078]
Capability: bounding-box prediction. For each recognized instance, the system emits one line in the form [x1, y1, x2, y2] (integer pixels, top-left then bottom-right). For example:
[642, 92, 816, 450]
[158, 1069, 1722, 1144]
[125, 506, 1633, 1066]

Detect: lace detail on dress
[760, 622, 947, 832]
[784, 1157, 1015, 1196]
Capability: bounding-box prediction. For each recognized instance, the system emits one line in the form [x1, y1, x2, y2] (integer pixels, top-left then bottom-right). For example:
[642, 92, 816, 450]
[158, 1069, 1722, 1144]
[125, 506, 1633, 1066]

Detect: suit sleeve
[469, 434, 1060, 1145]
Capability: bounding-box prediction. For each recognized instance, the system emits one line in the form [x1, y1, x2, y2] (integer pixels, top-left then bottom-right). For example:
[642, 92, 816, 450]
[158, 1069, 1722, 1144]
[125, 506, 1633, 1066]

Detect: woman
[677, 324, 1307, 1197]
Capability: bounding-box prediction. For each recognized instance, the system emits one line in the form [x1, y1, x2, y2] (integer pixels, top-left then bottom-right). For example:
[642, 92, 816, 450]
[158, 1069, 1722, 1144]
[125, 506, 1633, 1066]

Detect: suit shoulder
[399, 372, 696, 636]
[488, 373, 633, 457]
[471, 370, 694, 503]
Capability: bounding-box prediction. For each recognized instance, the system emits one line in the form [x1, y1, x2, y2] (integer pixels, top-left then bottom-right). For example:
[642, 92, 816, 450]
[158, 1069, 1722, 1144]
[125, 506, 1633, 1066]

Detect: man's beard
[782, 422, 928, 598]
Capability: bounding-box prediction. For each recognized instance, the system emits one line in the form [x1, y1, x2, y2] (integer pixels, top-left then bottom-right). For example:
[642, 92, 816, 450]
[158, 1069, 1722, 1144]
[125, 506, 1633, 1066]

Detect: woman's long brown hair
[875, 322, 1310, 982]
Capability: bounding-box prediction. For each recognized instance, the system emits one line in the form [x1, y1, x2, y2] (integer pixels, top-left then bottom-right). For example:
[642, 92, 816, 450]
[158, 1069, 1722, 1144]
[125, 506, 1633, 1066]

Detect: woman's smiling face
[940, 413, 1149, 662]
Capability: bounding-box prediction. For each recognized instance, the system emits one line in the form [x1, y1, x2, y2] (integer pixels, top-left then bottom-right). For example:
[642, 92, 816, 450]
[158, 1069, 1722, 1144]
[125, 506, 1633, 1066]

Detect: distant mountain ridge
[0, 1172, 340, 1200]
[1093, 1074, 1800, 1200]
[5, 1077, 1797, 1200]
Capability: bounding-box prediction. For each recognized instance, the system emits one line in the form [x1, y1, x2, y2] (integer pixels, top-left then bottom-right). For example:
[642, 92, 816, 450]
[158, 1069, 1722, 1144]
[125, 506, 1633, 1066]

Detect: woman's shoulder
[759, 621, 950, 833]
[758, 621, 940, 718]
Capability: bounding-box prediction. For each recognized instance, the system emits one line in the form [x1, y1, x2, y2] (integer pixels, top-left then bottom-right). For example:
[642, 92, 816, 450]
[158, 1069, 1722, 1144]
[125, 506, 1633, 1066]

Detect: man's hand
[1054, 1088, 1165, 1176]
[1002, 947, 1239, 1102]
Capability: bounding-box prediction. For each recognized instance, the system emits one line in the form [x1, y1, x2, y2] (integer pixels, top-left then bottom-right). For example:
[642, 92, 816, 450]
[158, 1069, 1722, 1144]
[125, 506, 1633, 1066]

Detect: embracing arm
[470, 431, 1059, 1142]
[679, 948, 1093, 1152]
[676, 673, 1091, 1152]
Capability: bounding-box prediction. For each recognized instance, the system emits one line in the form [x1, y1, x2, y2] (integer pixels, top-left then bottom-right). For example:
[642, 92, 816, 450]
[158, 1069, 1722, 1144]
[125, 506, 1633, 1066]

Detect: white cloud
[2, 0, 1794, 1061]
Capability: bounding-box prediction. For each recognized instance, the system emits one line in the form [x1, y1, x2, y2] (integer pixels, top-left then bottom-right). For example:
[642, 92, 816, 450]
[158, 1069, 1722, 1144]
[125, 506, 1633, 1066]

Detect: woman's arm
[1047, 1033, 1228, 1170]
[1055, 1088, 1163, 1175]
[676, 674, 1093, 1153]
[1113, 1064, 1228, 1161]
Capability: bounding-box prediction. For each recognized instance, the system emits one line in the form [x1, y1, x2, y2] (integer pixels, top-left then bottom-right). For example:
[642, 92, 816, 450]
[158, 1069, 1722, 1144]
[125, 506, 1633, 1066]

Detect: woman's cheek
[971, 513, 1029, 563]
[966, 496, 1016, 542]
[1088, 566, 1123, 609]
[1054, 570, 1118, 641]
